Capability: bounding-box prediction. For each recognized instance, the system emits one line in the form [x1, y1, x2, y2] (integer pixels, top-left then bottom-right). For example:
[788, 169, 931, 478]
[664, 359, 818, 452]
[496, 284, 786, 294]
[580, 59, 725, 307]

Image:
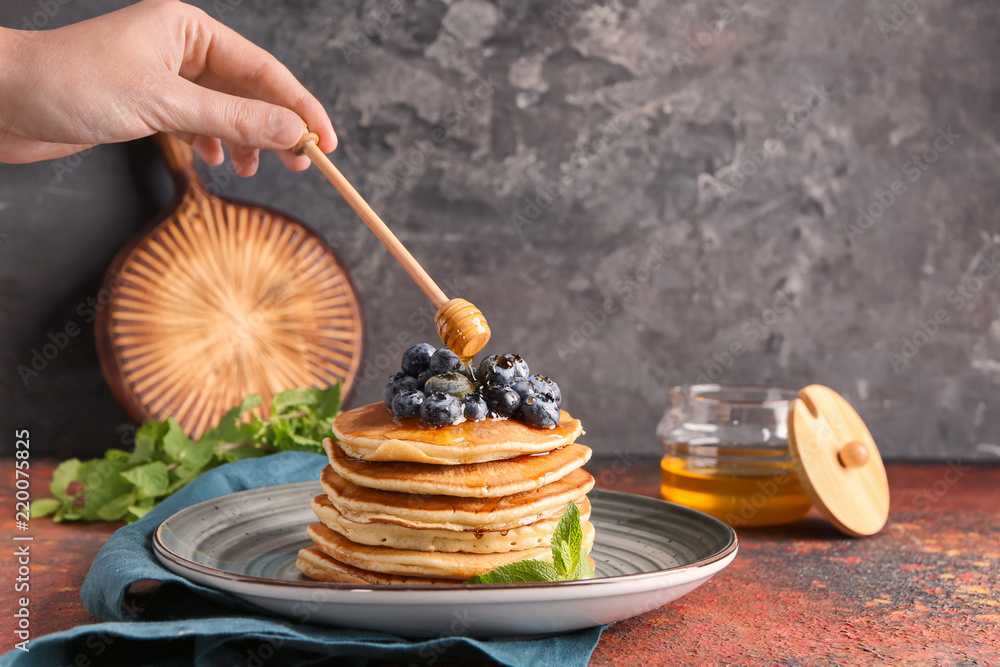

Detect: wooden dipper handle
[294, 131, 491, 359]
[293, 132, 448, 307]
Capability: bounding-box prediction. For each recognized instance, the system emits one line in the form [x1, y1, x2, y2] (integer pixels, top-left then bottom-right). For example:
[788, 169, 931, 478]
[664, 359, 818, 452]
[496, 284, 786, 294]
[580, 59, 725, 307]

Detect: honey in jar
[657, 385, 813, 527]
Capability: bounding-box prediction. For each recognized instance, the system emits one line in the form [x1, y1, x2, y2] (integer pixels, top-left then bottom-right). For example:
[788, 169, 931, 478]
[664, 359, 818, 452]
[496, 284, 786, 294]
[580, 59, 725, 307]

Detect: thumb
[157, 77, 304, 150]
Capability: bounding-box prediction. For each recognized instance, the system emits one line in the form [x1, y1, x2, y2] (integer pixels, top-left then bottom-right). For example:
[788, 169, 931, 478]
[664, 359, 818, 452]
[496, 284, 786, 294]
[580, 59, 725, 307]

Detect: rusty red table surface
[2, 457, 998, 665]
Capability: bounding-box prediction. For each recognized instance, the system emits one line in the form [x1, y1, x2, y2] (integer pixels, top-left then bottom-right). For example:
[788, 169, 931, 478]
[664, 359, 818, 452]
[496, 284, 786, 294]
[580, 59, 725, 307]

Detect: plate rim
[152, 484, 738, 594]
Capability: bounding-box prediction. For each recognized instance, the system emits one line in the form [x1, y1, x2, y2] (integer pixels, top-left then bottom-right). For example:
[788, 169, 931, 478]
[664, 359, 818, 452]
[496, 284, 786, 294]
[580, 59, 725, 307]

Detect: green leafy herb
[465, 560, 561, 584]
[29, 497, 61, 518]
[464, 502, 597, 584]
[29, 385, 341, 524]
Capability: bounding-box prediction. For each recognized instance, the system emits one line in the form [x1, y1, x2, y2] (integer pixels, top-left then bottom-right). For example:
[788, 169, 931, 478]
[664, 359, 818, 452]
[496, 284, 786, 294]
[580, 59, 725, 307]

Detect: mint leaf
[551, 502, 583, 578]
[558, 502, 584, 556]
[552, 538, 573, 578]
[467, 502, 597, 584]
[181, 436, 217, 471]
[217, 445, 271, 463]
[105, 449, 131, 466]
[313, 384, 342, 420]
[165, 461, 204, 495]
[269, 416, 293, 448]
[97, 491, 137, 521]
[54, 506, 83, 522]
[573, 553, 597, 580]
[161, 418, 194, 463]
[271, 388, 315, 415]
[465, 560, 561, 584]
[29, 498, 61, 518]
[50, 458, 81, 497]
[279, 430, 324, 453]
[162, 419, 215, 470]
[79, 458, 133, 521]
[127, 501, 154, 523]
[120, 461, 169, 498]
[201, 394, 262, 444]
[36, 382, 341, 523]
[130, 421, 167, 464]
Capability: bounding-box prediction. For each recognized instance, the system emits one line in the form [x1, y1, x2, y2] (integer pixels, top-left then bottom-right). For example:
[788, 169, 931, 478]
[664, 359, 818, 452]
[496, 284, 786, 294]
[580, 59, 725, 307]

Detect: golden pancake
[296, 547, 453, 585]
[311, 494, 592, 553]
[320, 465, 595, 531]
[332, 403, 584, 464]
[324, 438, 592, 498]
[307, 520, 596, 580]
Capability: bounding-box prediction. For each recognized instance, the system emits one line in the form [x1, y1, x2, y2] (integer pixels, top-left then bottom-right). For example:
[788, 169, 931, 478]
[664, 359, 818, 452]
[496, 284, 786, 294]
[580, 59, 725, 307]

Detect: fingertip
[314, 111, 337, 152]
[267, 108, 306, 149]
[230, 146, 260, 177]
[196, 148, 224, 167]
[278, 151, 312, 171]
[321, 126, 338, 153]
[289, 154, 312, 170]
[299, 97, 336, 153]
[193, 135, 225, 165]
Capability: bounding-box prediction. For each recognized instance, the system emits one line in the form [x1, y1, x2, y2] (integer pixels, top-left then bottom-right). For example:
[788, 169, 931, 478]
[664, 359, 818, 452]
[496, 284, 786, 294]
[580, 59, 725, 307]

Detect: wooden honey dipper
[293, 128, 491, 361]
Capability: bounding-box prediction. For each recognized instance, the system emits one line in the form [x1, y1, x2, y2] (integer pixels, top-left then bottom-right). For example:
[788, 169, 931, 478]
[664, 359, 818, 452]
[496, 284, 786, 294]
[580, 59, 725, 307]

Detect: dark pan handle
[154, 133, 203, 192]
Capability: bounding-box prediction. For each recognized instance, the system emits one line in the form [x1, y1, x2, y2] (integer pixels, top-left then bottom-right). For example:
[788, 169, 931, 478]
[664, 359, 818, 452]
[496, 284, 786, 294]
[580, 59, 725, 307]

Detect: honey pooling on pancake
[332, 403, 583, 465]
[296, 342, 595, 584]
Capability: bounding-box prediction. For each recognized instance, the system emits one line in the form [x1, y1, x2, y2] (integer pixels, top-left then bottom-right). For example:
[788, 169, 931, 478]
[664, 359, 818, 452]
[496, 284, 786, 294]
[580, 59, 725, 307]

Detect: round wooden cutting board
[96, 134, 364, 438]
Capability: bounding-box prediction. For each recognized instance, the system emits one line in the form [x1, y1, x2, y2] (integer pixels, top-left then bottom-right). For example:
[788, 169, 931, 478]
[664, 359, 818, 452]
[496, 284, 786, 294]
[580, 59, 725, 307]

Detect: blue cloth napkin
[1, 452, 604, 667]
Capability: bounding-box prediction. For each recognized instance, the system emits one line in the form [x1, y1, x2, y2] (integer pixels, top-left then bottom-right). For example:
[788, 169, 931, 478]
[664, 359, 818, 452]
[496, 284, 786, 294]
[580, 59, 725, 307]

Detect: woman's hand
[0, 0, 336, 175]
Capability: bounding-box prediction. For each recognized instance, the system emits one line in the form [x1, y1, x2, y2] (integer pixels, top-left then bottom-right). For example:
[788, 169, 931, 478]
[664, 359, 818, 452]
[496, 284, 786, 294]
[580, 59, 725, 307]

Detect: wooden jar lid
[788, 385, 889, 536]
[96, 135, 364, 439]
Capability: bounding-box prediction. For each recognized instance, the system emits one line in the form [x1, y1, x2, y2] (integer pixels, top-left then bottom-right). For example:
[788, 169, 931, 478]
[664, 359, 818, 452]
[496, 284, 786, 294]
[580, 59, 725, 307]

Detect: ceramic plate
[153, 483, 737, 637]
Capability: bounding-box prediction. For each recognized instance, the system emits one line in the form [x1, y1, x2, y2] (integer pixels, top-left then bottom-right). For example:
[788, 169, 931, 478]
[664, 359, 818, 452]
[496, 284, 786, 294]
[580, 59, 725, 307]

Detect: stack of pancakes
[296, 402, 595, 584]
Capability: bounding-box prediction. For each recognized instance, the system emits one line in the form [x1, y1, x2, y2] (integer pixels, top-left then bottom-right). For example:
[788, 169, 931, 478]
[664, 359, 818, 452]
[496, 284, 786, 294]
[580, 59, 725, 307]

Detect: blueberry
[508, 354, 530, 379]
[519, 393, 560, 428]
[430, 348, 463, 375]
[384, 372, 419, 407]
[530, 375, 562, 405]
[510, 377, 538, 401]
[423, 372, 475, 399]
[401, 343, 436, 377]
[476, 354, 500, 384]
[479, 354, 521, 387]
[392, 390, 425, 418]
[481, 384, 521, 418]
[416, 369, 435, 390]
[477, 354, 499, 379]
[463, 392, 488, 421]
[420, 392, 463, 426]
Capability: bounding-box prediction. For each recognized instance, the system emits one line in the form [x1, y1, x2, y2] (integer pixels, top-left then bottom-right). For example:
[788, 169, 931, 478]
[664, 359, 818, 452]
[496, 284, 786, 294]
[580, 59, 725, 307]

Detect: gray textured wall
[2, 0, 998, 461]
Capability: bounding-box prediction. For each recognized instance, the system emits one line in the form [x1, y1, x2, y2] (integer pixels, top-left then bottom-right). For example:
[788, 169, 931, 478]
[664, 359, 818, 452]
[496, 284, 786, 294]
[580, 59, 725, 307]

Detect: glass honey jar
[657, 384, 813, 527]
